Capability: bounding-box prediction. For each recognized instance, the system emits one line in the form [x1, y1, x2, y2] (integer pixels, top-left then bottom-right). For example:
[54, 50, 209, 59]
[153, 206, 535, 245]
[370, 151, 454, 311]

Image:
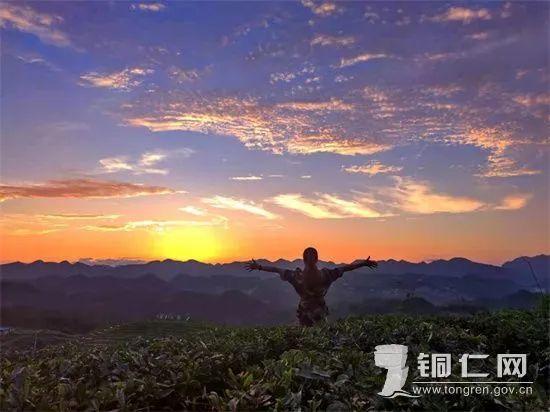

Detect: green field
[1, 306, 548, 411]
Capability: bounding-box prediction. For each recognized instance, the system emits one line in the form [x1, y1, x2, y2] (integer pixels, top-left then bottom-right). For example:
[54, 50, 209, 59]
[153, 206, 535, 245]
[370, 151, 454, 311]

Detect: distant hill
[2, 255, 548, 287]
[1, 255, 547, 332]
[1, 273, 281, 331]
[502, 255, 549, 288]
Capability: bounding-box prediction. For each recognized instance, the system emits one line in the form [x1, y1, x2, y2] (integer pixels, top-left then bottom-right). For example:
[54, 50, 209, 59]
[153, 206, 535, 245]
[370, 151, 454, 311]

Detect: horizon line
[1, 253, 548, 267]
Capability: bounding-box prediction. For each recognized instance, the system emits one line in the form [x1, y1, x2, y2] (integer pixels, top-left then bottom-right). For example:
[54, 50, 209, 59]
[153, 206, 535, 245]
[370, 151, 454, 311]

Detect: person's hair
[303, 247, 318, 264]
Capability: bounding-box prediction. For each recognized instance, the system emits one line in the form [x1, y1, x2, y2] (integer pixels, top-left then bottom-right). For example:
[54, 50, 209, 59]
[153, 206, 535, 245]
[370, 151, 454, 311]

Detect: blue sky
[0, 1, 548, 264]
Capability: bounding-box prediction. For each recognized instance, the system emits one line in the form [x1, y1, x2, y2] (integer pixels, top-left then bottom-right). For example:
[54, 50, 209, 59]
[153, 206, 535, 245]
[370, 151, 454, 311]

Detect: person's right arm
[245, 259, 285, 276]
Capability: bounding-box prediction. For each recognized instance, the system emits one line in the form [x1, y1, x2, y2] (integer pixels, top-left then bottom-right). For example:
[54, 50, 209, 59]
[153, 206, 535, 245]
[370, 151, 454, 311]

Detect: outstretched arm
[338, 256, 378, 273]
[245, 259, 285, 275]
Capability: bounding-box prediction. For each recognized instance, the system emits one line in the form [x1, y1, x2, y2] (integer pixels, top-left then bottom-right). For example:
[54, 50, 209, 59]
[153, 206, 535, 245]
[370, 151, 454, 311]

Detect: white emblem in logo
[375, 344, 419, 398]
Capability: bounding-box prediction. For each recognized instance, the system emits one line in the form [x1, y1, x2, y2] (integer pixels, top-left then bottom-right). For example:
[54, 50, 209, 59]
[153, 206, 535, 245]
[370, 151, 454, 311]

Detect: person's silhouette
[245, 247, 377, 326]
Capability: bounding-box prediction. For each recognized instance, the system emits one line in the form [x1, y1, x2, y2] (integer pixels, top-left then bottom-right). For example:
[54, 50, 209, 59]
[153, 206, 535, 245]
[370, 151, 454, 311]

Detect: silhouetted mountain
[502, 255, 549, 289]
[372, 257, 502, 277]
[494, 290, 542, 309]
[2, 255, 547, 332]
[1, 274, 279, 330]
[3, 255, 548, 285]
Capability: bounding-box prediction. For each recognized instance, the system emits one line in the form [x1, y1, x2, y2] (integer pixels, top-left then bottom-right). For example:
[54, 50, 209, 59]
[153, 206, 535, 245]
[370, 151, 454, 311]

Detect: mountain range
[2, 255, 548, 286]
[1, 255, 547, 332]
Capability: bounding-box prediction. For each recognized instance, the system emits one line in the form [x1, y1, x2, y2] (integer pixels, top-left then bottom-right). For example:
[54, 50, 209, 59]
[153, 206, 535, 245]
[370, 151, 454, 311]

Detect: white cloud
[272, 193, 386, 219]
[465, 32, 490, 41]
[202, 196, 278, 220]
[272, 194, 342, 219]
[500, 2, 513, 19]
[16, 53, 60, 71]
[169, 65, 211, 83]
[130, 3, 165, 12]
[337, 53, 390, 68]
[179, 206, 208, 216]
[270, 72, 297, 83]
[99, 156, 167, 175]
[311, 34, 355, 47]
[98, 148, 193, 175]
[85, 217, 226, 232]
[80, 67, 153, 90]
[364, 12, 380, 23]
[344, 161, 403, 175]
[230, 176, 263, 181]
[334, 74, 353, 83]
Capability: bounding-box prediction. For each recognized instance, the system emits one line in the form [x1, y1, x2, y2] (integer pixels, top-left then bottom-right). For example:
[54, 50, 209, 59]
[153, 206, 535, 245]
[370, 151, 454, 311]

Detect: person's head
[303, 247, 318, 266]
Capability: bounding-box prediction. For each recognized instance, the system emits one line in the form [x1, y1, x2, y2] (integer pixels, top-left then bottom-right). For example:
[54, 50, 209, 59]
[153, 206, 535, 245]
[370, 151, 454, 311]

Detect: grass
[1, 307, 548, 411]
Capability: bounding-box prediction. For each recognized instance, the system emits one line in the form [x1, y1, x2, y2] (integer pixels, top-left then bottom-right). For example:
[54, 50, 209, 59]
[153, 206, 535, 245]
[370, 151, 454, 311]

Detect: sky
[0, 1, 548, 265]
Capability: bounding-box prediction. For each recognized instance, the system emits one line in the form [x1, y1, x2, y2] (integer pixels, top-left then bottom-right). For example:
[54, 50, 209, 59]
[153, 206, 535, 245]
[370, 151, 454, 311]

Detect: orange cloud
[0, 4, 71, 47]
[276, 99, 353, 112]
[36, 213, 121, 220]
[363, 87, 400, 119]
[0, 212, 122, 237]
[286, 135, 392, 156]
[431, 7, 491, 24]
[0, 179, 180, 202]
[495, 194, 531, 210]
[301, 1, 341, 17]
[458, 128, 541, 178]
[388, 178, 485, 214]
[513, 94, 550, 107]
[124, 96, 392, 156]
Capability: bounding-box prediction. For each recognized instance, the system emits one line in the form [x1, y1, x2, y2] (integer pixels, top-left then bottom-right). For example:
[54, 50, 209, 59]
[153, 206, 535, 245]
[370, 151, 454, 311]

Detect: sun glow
[153, 227, 225, 262]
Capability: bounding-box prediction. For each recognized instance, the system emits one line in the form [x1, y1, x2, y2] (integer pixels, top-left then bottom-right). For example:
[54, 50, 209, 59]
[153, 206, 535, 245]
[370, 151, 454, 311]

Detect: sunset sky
[1, 1, 548, 265]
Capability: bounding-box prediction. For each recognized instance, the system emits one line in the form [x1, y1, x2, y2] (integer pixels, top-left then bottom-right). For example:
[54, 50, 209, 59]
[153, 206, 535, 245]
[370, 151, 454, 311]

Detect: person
[245, 247, 377, 326]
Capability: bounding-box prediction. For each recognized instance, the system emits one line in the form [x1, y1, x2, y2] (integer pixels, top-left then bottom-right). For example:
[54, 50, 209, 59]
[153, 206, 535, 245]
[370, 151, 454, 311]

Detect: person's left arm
[337, 256, 378, 273]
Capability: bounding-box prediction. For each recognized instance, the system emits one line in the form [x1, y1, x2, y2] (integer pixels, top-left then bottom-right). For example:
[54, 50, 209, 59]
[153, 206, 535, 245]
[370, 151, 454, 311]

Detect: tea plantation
[1, 306, 548, 411]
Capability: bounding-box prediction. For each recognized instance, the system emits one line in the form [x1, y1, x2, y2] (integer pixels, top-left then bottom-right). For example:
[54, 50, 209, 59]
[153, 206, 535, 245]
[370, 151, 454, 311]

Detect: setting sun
[154, 227, 226, 263]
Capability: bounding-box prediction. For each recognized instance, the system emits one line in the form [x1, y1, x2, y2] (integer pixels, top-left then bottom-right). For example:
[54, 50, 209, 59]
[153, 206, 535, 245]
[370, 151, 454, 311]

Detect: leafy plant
[1, 309, 548, 411]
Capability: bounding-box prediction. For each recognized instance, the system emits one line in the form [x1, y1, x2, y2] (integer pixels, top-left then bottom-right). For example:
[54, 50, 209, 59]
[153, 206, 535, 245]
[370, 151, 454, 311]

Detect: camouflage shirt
[280, 267, 343, 326]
